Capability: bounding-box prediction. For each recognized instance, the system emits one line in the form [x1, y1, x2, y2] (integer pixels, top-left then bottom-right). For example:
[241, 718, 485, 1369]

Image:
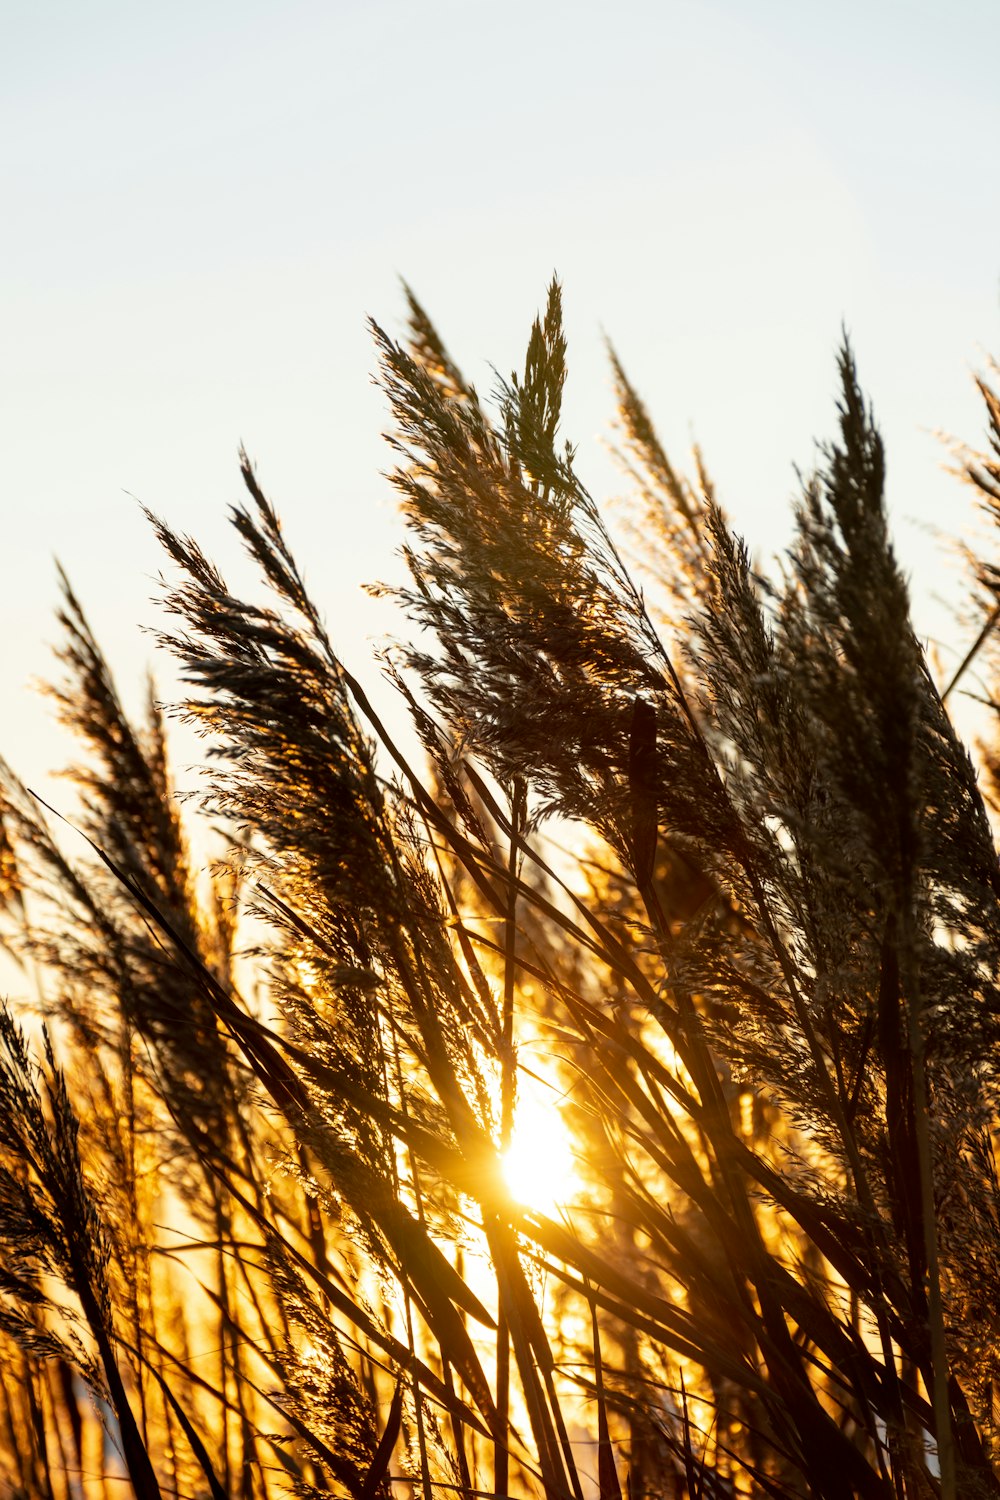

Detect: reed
[3, 281, 1000, 1498]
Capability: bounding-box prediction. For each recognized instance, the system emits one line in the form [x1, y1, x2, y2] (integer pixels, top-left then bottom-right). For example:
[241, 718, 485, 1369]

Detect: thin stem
[495, 776, 524, 1500]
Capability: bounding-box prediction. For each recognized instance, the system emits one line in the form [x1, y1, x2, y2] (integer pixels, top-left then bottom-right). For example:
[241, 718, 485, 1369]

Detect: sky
[3, 0, 1000, 798]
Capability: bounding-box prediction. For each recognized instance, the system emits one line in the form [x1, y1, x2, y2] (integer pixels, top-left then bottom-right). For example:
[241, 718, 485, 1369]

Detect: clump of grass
[3, 282, 1000, 1499]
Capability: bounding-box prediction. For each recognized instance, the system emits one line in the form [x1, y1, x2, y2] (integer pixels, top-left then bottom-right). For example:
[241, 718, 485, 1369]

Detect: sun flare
[501, 1079, 578, 1214]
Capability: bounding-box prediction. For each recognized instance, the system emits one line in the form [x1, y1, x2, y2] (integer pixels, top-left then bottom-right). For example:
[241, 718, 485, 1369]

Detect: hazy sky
[4, 0, 1000, 791]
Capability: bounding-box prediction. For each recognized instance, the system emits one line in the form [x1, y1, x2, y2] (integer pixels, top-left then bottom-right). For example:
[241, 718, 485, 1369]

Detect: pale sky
[4, 0, 1000, 794]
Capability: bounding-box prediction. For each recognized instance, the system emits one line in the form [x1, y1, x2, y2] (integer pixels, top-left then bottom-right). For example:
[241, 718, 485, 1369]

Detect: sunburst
[501, 1074, 578, 1215]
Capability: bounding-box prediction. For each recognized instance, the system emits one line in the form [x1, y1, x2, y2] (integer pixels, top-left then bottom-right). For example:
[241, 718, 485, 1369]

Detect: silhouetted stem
[496, 776, 525, 1499]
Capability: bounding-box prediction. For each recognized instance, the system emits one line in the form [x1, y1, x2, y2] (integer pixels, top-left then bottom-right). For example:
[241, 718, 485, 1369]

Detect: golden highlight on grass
[3, 281, 1000, 1498]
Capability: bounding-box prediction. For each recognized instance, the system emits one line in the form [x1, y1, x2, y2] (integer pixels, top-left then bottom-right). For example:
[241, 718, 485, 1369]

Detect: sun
[501, 1077, 578, 1214]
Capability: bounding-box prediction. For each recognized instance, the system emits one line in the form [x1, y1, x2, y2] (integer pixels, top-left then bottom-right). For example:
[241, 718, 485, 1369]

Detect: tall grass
[3, 282, 1000, 1498]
